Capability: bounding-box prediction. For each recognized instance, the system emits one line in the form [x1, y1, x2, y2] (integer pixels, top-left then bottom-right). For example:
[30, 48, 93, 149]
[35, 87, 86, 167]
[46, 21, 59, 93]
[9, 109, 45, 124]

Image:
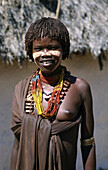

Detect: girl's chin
[36, 64, 56, 72]
[41, 65, 62, 75]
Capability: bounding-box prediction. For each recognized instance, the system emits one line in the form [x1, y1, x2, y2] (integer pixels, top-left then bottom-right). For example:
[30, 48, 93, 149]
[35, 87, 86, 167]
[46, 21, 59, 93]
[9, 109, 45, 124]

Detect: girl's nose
[41, 49, 51, 57]
[43, 48, 47, 55]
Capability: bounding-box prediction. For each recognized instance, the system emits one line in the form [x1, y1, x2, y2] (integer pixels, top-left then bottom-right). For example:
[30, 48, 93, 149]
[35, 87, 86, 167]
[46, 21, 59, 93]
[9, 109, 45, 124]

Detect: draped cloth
[10, 76, 81, 170]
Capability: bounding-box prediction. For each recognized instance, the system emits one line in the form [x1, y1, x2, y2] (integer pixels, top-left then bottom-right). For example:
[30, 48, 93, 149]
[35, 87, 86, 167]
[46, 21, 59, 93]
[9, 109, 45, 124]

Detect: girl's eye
[51, 47, 57, 50]
[50, 46, 59, 50]
[33, 48, 41, 51]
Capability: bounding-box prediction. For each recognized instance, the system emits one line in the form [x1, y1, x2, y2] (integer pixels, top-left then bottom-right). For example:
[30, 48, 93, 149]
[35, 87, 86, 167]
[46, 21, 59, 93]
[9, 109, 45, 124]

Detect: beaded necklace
[31, 68, 64, 119]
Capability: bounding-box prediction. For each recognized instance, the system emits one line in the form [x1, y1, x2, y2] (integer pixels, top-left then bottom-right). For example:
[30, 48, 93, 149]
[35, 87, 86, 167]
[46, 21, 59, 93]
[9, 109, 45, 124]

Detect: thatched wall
[0, 0, 108, 68]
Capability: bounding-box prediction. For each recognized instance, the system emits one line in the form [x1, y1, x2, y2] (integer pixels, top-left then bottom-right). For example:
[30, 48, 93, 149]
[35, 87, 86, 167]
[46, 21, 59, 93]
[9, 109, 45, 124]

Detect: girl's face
[32, 36, 63, 74]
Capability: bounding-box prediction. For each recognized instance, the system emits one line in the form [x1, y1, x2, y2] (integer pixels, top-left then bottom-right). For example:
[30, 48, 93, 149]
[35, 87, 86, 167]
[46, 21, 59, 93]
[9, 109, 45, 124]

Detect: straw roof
[0, 0, 108, 68]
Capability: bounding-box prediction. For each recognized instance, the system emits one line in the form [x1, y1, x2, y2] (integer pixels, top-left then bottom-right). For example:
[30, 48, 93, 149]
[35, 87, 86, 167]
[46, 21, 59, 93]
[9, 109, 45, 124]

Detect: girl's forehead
[33, 36, 61, 46]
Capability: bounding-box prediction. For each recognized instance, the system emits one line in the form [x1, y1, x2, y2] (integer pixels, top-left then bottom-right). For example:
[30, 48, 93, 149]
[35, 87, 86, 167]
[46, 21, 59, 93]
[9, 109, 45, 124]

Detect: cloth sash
[11, 112, 81, 170]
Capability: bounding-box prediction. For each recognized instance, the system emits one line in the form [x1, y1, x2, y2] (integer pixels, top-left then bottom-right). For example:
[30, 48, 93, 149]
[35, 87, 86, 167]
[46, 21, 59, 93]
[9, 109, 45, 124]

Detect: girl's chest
[42, 85, 82, 121]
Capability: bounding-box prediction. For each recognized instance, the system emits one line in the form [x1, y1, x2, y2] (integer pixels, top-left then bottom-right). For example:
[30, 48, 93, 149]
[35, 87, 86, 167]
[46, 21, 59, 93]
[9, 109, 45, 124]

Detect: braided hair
[25, 17, 70, 61]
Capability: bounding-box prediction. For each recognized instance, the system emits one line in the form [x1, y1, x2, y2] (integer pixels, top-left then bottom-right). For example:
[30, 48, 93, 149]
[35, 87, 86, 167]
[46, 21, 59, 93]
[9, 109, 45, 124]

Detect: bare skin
[32, 36, 96, 170]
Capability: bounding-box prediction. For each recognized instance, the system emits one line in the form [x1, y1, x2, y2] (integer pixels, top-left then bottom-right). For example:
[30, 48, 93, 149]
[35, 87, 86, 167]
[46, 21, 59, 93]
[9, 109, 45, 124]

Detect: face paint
[33, 50, 62, 60]
[32, 36, 63, 74]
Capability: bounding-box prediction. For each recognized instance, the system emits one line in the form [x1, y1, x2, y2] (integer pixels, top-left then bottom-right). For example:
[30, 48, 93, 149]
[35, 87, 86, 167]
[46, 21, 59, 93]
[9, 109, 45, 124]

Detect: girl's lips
[39, 60, 57, 66]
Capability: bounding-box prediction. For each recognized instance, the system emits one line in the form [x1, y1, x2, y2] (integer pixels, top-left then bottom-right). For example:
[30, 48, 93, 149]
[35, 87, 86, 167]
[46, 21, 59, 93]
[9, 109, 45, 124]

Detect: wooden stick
[56, 0, 61, 19]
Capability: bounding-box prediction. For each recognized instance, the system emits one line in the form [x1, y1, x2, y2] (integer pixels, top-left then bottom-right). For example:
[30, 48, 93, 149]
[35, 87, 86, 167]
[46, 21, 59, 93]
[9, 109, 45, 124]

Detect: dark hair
[25, 17, 70, 61]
